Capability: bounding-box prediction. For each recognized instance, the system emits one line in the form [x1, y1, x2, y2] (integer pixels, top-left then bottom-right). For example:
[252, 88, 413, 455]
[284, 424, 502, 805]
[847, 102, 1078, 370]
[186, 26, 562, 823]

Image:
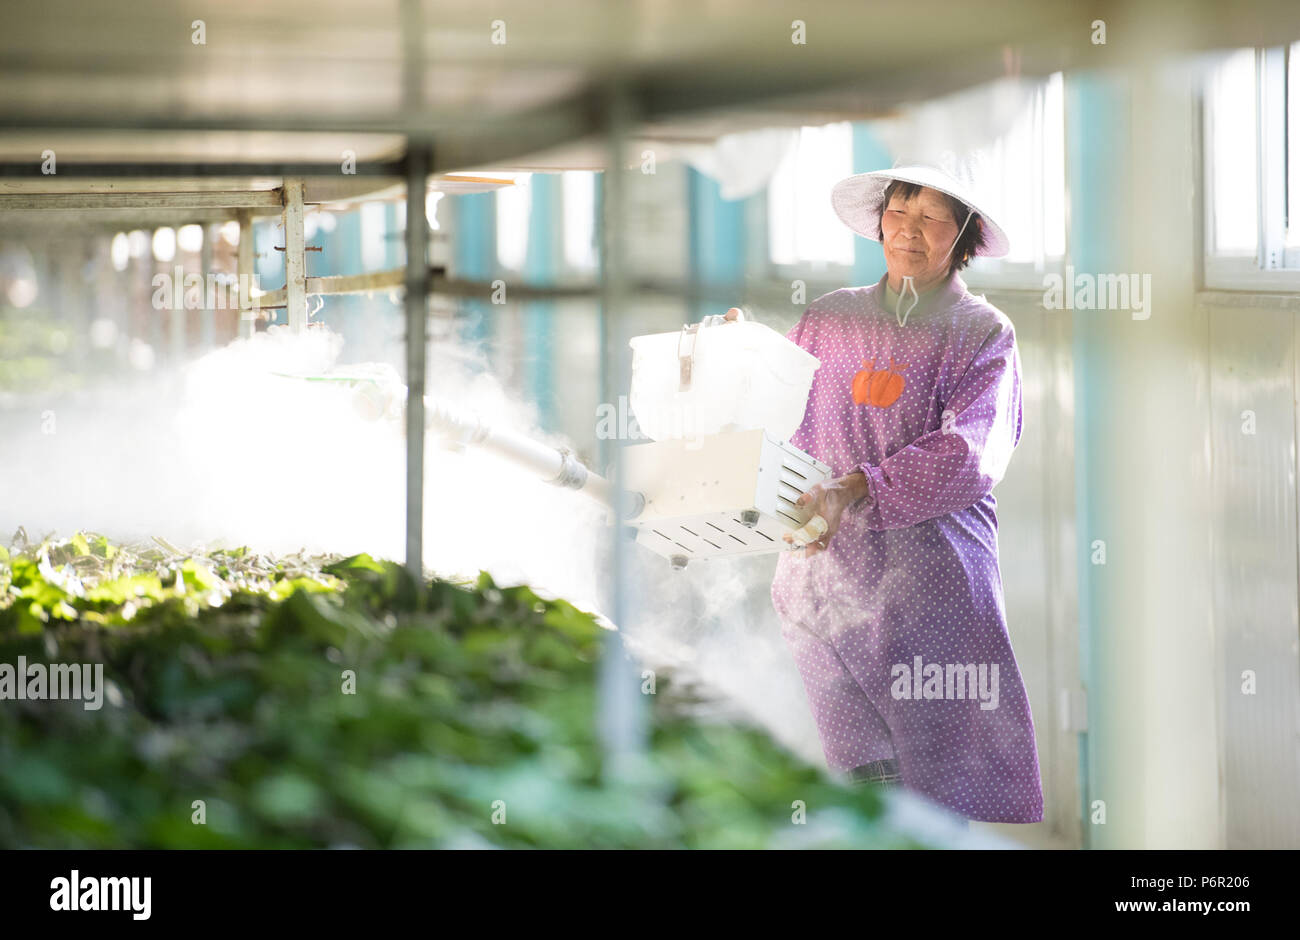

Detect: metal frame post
[596, 82, 648, 779]
[237, 209, 256, 339]
[282, 177, 307, 330]
[404, 143, 431, 583]
[199, 222, 215, 350]
[168, 236, 185, 363]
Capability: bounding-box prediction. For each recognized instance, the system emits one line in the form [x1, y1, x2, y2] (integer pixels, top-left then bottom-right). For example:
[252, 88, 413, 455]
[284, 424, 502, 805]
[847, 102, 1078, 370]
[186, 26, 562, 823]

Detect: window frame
[1203, 44, 1300, 291]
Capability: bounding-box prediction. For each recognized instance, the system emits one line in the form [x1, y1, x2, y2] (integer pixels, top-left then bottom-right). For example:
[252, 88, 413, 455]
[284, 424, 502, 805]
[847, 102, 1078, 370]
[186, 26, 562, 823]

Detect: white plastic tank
[628, 309, 820, 442]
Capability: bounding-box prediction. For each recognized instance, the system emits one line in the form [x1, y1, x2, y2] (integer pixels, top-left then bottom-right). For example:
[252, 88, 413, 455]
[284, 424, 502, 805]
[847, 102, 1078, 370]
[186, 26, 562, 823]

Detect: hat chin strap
[895, 276, 920, 327]
[939, 208, 975, 269]
[895, 208, 974, 328]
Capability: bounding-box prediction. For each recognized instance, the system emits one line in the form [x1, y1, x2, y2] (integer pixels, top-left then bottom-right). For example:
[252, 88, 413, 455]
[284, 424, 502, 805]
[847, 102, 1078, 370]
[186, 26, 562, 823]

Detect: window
[360, 202, 388, 272]
[767, 122, 855, 269]
[964, 72, 1066, 284]
[1203, 44, 1300, 289]
[495, 173, 532, 272]
[765, 76, 1065, 288]
[892, 73, 1068, 288]
[1291, 44, 1300, 255]
[561, 171, 598, 274]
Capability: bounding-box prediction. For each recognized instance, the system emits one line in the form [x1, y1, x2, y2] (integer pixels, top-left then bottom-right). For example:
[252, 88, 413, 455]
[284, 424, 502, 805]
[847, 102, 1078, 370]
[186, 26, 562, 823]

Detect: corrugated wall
[981, 287, 1083, 847]
[1204, 291, 1300, 848]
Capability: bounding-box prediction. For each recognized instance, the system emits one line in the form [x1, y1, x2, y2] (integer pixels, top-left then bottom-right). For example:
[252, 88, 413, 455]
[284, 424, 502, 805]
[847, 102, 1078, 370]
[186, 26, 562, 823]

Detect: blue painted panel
[524, 174, 559, 431]
[852, 122, 889, 286]
[687, 166, 745, 323]
[1066, 69, 1130, 849]
[452, 192, 496, 367]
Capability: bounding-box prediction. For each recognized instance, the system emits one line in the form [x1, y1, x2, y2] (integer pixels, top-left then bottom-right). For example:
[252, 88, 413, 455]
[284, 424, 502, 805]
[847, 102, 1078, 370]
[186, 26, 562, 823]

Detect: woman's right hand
[723, 307, 743, 321]
[783, 472, 871, 557]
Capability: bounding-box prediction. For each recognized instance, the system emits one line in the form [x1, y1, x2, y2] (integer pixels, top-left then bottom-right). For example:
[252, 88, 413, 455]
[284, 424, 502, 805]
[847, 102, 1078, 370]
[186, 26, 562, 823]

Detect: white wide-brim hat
[830, 164, 1011, 258]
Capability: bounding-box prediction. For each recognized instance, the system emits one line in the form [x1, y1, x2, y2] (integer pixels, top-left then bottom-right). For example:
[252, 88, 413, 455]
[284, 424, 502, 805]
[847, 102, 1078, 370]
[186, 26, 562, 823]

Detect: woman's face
[880, 186, 965, 287]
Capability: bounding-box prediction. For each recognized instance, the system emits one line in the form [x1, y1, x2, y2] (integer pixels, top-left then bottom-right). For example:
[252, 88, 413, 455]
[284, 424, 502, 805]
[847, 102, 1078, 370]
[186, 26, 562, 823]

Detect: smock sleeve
[853, 321, 1022, 530]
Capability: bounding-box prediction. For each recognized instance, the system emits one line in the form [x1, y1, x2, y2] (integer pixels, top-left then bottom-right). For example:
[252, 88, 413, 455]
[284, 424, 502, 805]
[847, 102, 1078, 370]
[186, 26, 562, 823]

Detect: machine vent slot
[706, 521, 728, 533]
[680, 524, 699, 537]
[702, 538, 722, 550]
[724, 516, 775, 542]
[782, 463, 808, 481]
[775, 510, 802, 526]
[673, 541, 693, 553]
[651, 529, 674, 542]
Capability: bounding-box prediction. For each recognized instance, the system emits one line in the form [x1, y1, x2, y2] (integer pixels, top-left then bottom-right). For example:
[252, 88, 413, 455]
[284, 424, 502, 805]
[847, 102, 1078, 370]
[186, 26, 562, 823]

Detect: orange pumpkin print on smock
[852, 358, 908, 407]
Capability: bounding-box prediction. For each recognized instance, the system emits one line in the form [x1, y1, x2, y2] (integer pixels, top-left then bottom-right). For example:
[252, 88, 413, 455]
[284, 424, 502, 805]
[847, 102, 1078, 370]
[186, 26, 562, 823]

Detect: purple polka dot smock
[770, 271, 1044, 824]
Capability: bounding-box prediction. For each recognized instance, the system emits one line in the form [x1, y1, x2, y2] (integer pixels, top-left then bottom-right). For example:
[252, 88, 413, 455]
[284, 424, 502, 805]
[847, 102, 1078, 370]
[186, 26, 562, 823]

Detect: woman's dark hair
[874, 179, 987, 274]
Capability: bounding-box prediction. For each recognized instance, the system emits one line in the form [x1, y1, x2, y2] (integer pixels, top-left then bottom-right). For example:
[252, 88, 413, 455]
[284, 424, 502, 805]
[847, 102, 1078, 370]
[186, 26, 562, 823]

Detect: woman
[734, 165, 1043, 824]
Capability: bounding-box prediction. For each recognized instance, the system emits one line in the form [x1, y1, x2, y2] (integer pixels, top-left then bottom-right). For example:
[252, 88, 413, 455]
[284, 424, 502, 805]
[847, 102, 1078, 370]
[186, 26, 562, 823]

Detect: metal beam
[0, 207, 278, 231]
[0, 160, 404, 179]
[0, 191, 282, 210]
[237, 270, 406, 311]
[305, 270, 404, 296]
[0, 93, 601, 181]
[430, 274, 761, 306]
[282, 178, 307, 331]
[0, 92, 601, 159]
[246, 288, 284, 310]
[240, 268, 821, 311]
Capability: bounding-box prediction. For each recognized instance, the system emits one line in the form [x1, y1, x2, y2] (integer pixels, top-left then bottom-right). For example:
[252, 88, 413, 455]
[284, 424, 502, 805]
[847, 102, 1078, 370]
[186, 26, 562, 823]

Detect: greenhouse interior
[2, 0, 1300, 858]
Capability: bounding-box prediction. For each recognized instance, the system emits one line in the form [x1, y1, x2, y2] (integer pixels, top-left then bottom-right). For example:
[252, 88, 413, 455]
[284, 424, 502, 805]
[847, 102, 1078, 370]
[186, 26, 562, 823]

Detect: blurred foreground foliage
[0, 304, 81, 395]
[0, 530, 924, 848]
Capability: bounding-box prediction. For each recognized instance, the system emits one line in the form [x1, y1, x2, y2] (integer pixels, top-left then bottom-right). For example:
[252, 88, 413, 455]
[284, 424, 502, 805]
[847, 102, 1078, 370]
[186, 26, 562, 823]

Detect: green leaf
[180, 559, 219, 593]
[322, 553, 385, 576]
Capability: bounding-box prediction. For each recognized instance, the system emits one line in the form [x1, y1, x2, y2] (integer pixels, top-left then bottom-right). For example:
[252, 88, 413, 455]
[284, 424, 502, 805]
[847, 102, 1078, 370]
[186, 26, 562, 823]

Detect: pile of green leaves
[0, 531, 926, 848]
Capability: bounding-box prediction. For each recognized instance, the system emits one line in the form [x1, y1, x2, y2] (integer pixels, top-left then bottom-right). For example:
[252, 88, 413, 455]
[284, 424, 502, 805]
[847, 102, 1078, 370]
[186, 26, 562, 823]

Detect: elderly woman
[731, 165, 1043, 825]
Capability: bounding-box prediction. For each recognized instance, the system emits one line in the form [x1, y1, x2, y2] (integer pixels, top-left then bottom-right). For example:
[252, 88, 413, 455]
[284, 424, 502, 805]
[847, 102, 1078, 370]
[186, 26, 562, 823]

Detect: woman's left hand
[784, 472, 870, 557]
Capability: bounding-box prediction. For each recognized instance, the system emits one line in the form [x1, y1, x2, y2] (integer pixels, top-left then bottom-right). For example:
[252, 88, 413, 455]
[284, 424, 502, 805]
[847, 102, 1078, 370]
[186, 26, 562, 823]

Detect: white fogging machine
[617, 309, 832, 567]
[314, 311, 832, 569]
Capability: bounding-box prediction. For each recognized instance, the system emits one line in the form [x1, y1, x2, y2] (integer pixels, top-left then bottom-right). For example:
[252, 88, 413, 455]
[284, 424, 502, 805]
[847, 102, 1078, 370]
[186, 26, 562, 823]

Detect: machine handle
[700, 307, 747, 328]
[678, 308, 747, 391]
